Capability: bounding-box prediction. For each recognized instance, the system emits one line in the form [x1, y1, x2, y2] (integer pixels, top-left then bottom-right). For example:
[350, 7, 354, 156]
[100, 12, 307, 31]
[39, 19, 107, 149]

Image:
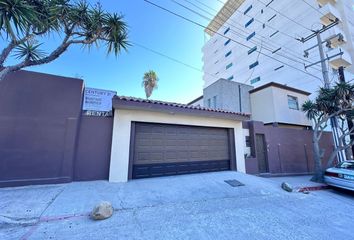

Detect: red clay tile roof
[114, 96, 251, 117]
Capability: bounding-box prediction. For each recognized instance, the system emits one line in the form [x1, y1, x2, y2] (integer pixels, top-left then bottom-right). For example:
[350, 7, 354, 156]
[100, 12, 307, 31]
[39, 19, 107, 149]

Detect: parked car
[324, 161, 354, 191]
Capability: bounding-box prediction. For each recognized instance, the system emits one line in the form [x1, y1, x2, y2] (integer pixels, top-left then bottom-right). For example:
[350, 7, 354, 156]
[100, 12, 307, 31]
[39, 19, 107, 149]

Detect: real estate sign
[82, 87, 116, 117]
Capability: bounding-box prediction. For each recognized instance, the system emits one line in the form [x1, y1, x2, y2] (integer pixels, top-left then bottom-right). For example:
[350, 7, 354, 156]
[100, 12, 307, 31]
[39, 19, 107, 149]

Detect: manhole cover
[224, 179, 245, 187]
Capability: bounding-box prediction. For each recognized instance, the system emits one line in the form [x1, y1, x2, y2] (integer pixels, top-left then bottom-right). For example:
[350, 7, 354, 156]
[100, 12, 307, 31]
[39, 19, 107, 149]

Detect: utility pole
[316, 33, 330, 88]
[299, 19, 346, 163]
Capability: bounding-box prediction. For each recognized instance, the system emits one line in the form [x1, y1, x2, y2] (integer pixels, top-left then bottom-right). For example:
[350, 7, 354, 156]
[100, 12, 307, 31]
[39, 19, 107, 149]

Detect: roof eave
[113, 98, 250, 122]
[249, 82, 312, 96]
[205, 0, 246, 36]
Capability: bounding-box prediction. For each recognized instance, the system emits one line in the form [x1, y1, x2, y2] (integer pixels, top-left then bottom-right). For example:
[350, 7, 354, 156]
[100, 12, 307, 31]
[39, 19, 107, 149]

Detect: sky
[2, 0, 224, 104]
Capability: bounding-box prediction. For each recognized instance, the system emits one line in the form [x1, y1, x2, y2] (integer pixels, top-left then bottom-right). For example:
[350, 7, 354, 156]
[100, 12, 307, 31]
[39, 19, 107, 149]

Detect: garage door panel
[132, 123, 232, 179]
[132, 160, 231, 179]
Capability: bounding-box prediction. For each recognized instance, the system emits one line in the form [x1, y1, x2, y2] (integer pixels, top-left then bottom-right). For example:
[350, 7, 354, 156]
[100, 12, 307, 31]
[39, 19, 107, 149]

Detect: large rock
[281, 182, 293, 192]
[90, 201, 114, 220]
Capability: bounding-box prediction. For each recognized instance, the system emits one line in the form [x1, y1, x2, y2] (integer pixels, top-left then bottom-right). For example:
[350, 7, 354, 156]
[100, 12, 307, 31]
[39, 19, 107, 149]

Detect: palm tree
[142, 70, 158, 99]
[0, 0, 129, 81]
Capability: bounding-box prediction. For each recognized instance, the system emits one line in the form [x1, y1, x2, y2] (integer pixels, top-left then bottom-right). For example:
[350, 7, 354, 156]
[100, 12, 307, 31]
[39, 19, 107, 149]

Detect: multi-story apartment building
[202, 0, 354, 95]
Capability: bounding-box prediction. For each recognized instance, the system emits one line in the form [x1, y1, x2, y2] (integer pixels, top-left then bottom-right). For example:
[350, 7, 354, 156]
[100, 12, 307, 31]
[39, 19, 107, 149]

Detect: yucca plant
[302, 82, 354, 182]
[0, 0, 129, 81]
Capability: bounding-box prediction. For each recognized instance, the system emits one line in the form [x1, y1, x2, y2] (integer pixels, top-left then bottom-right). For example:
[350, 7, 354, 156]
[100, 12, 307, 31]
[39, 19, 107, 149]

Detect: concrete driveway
[1, 171, 353, 240]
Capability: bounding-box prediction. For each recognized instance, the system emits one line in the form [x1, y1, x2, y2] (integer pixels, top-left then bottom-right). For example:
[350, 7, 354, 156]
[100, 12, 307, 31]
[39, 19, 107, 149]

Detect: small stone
[302, 190, 310, 194]
[281, 182, 293, 192]
[90, 201, 113, 220]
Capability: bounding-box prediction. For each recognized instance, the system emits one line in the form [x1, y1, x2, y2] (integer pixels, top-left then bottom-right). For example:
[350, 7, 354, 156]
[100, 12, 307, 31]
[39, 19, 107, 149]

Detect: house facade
[189, 79, 311, 128]
[109, 97, 249, 182]
[249, 82, 312, 128]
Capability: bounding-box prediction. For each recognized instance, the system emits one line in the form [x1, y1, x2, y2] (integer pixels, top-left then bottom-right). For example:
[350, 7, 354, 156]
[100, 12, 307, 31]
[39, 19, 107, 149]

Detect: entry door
[256, 134, 268, 173]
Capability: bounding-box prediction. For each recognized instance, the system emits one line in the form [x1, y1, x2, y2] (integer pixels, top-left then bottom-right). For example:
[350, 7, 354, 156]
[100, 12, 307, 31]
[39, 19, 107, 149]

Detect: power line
[192, 0, 219, 13]
[213, 0, 323, 71]
[132, 41, 218, 80]
[300, 0, 334, 23]
[144, 0, 322, 80]
[254, 0, 313, 31]
[172, 0, 311, 68]
[180, 0, 214, 18]
[185, 0, 322, 71]
[214, 0, 301, 40]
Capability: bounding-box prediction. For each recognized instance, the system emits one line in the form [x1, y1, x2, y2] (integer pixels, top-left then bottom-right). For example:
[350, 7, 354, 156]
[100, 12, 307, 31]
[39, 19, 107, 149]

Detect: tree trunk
[327, 149, 339, 169]
[0, 67, 11, 82]
[311, 135, 324, 183]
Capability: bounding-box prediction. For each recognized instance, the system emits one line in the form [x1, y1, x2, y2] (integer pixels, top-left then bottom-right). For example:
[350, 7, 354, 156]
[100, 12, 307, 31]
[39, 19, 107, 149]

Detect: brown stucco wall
[74, 116, 113, 181]
[0, 70, 84, 187]
[245, 121, 334, 175]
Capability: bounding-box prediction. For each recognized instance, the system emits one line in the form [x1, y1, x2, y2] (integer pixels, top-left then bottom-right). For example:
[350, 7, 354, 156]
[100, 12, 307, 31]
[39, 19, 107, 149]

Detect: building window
[248, 46, 257, 55]
[224, 39, 231, 46]
[224, 27, 230, 35]
[226, 63, 233, 69]
[245, 18, 254, 28]
[249, 61, 259, 69]
[250, 77, 260, 84]
[272, 47, 281, 54]
[227, 75, 234, 80]
[207, 98, 211, 108]
[288, 95, 299, 110]
[274, 65, 284, 71]
[246, 32, 256, 41]
[225, 51, 232, 57]
[270, 30, 279, 38]
[213, 96, 217, 109]
[268, 14, 276, 22]
[244, 5, 252, 15]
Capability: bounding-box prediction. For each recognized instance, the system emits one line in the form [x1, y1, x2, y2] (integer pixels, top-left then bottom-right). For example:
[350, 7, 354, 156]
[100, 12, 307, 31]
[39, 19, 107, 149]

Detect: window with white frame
[287, 95, 299, 110]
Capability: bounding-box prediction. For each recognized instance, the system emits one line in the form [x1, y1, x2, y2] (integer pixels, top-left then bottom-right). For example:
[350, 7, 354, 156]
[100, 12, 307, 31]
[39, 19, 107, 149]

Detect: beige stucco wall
[272, 87, 311, 126]
[250, 87, 276, 124]
[250, 87, 311, 126]
[109, 108, 246, 182]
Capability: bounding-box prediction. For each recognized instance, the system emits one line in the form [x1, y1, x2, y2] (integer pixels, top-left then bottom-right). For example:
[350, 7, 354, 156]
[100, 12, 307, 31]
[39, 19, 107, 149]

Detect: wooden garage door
[131, 122, 232, 179]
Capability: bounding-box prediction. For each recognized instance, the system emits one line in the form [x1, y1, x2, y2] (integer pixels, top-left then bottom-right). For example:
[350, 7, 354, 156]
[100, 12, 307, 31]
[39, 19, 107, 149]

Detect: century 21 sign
[82, 87, 116, 117]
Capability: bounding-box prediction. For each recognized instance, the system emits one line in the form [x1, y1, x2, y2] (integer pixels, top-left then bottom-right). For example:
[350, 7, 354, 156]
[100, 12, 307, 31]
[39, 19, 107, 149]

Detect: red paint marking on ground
[298, 185, 330, 192]
[19, 212, 90, 240]
[40, 212, 90, 223]
[20, 224, 39, 240]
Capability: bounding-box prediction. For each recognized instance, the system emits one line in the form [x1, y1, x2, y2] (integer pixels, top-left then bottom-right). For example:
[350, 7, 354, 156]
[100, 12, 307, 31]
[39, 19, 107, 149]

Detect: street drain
[224, 179, 245, 187]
